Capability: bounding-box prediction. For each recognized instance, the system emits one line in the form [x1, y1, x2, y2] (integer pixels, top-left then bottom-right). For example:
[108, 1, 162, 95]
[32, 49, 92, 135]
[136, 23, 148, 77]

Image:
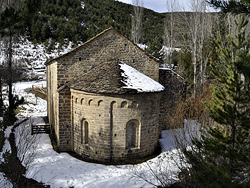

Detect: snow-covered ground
[2, 81, 47, 118]
[0, 80, 185, 188]
[13, 118, 181, 188]
[0, 37, 73, 80]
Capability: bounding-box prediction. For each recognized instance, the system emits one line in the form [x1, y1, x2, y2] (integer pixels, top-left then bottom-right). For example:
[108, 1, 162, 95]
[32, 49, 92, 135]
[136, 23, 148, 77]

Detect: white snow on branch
[119, 62, 164, 92]
[81, 1, 85, 9]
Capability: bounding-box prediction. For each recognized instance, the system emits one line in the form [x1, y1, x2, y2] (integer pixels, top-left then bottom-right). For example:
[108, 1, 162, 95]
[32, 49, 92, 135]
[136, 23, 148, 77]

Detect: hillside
[0, 0, 167, 81]
[24, 0, 165, 46]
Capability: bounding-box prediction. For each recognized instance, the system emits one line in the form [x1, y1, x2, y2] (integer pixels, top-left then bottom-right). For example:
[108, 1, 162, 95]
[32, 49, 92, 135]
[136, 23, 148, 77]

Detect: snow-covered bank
[15, 118, 181, 188]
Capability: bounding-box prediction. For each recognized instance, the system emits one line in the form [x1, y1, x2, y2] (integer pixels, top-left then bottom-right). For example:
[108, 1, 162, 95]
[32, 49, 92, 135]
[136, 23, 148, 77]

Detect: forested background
[1, 0, 165, 46]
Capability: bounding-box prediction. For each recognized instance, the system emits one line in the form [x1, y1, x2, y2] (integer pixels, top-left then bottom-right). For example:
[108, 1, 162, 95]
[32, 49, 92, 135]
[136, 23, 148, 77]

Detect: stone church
[45, 28, 186, 163]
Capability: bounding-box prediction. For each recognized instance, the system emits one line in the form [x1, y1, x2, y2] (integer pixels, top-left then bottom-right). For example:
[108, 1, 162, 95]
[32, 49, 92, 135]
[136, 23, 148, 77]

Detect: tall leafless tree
[163, 0, 180, 68]
[131, 0, 144, 44]
[180, 0, 214, 96]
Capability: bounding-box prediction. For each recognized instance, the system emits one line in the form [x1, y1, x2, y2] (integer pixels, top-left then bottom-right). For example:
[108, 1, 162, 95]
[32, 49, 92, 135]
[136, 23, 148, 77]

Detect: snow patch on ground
[0, 172, 13, 188]
[4, 81, 47, 118]
[119, 62, 165, 92]
[160, 46, 181, 56]
[136, 43, 148, 50]
[0, 127, 13, 187]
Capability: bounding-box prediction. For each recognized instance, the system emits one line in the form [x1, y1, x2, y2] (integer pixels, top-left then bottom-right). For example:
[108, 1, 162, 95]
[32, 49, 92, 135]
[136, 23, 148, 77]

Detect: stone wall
[53, 29, 159, 88]
[58, 86, 72, 151]
[47, 62, 59, 144]
[71, 89, 161, 163]
[159, 68, 187, 130]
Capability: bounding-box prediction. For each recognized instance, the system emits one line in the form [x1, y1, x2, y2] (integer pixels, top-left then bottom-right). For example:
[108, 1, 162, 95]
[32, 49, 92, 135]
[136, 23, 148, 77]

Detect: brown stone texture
[71, 90, 160, 162]
[47, 62, 60, 144]
[70, 60, 136, 94]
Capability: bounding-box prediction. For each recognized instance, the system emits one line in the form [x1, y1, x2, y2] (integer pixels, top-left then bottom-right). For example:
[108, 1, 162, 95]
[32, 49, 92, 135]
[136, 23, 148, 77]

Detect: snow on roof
[119, 62, 165, 92]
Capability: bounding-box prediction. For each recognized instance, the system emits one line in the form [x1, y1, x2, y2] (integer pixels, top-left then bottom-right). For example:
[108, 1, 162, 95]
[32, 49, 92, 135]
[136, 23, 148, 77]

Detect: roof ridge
[45, 27, 161, 66]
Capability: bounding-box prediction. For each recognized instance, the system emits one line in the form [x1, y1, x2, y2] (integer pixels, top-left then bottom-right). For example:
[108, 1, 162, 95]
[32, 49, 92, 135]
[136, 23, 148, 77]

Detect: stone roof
[69, 60, 164, 94]
[69, 60, 135, 94]
[45, 27, 161, 66]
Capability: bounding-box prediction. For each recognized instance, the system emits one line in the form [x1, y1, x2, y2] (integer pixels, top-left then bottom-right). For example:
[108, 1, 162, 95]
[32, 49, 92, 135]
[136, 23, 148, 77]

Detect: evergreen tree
[207, 0, 250, 14]
[145, 36, 163, 60]
[0, 0, 41, 33]
[182, 14, 250, 187]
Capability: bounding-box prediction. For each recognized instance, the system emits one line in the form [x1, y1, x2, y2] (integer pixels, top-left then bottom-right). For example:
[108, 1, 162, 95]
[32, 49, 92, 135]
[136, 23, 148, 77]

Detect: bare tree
[163, 0, 180, 68]
[130, 153, 179, 187]
[179, 0, 214, 96]
[197, 6, 214, 92]
[0, 37, 3, 116]
[131, 0, 144, 44]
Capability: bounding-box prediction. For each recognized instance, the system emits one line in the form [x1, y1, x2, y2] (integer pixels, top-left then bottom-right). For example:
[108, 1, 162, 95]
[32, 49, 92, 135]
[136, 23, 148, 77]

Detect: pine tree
[208, 0, 250, 14]
[182, 14, 250, 187]
[145, 36, 163, 61]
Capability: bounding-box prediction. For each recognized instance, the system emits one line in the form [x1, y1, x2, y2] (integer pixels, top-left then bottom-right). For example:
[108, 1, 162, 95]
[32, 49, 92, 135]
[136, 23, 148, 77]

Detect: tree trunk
[131, 0, 143, 44]
[0, 73, 3, 116]
[7, 34, 13, 108]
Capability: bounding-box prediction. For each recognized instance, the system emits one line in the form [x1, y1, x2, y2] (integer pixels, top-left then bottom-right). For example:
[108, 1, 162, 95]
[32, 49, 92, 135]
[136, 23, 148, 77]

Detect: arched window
[81, 98, 84, 105]
[84, 121, 89, 144]
[88, 99, 93, 106]
[126, 119, 140, 149]
[81, 119, 89, 144]
[131, 101, 138, 108]
[121, 101, 127, 108]
[98, 100, 104, 107]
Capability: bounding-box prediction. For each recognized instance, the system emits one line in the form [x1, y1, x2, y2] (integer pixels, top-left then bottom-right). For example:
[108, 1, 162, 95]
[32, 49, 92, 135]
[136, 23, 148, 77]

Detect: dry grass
[166, 84, 213, 130]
